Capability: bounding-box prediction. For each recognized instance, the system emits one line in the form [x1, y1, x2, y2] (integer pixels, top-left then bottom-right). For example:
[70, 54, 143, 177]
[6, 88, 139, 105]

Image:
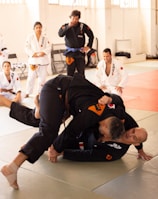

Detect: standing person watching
[58, 10, 94, 76]
[95, 48, 128, 96]
[25, 21, 51, 98]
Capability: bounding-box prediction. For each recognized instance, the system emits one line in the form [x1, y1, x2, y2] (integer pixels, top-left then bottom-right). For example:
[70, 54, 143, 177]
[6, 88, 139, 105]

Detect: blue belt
[66, 46, 81, 52]
[64, 46, 82, 55]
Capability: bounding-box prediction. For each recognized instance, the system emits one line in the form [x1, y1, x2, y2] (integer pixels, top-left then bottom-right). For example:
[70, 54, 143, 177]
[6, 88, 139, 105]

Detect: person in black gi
[58, 10, 94, 76]
[0, 90, 151, 163]
[1, 73, 152, 190]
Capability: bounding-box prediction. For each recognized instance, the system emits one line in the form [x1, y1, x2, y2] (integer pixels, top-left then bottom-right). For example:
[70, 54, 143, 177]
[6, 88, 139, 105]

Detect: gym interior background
[0, 0, 158, 67]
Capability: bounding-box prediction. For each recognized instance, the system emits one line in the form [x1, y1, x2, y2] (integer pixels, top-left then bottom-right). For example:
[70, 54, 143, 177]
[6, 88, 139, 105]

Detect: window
[0, 0, 23, 3]
[48, 0, 58, 4]
[48, 0, 88, 6]
[112, 0, 138, 8]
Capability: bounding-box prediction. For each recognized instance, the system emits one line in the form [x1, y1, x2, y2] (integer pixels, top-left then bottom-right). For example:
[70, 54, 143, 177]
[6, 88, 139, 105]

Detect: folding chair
[51, 44, 67, 74]
[8, 53, 27, 79]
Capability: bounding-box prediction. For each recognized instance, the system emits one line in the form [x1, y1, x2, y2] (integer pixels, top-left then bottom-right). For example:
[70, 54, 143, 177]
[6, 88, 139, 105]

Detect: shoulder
[80, 22, 86, 26]
[62, 23, 69, 26]
[97, 60, 105, 67]
[81, 22, 92, 30]
[113, 58, 124, 66]
[26, 33, 34, 40]
[60, 23, 69, 28]
[11, 72, 19, 79]
[42, 34, 49, 40]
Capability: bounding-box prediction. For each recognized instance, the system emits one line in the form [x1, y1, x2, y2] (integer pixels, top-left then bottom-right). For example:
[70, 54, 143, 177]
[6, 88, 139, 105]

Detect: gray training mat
[94, 156, 158, 199]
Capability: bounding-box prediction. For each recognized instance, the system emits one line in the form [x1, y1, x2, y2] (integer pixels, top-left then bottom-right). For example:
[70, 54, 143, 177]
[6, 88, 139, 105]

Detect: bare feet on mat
[1, 164, 19, 189]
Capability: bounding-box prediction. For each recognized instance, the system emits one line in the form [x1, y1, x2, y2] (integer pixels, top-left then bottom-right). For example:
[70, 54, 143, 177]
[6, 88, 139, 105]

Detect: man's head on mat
[99, 117, 147, 145]
[116, 127, 148, 145]
[99, 116, 125, 140]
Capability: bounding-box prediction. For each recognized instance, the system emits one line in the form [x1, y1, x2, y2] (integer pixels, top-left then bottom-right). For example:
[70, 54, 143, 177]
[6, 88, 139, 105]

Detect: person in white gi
[0, 61, 22, 103]
[25, 21, 51, 97]
[95, 48, 128, 96]
[0, 33, 8, 69]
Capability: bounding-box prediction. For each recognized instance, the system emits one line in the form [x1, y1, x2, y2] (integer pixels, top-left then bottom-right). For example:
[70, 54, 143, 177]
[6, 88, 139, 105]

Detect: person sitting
[0, 61, 22, 103]
[95, 48, 128, 96]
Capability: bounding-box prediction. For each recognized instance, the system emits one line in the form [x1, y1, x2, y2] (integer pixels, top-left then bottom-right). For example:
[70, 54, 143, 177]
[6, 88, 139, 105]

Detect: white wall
[0, 3, 32, 61]
[0, 0, 157, 64]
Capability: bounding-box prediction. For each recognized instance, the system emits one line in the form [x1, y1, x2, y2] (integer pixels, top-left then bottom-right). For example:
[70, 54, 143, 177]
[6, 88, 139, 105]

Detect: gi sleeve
[63, 149, 111, 161]
[25, 34, 34, 56]
[58, 24, 70, 37]
[110, 93, 125, 109]
[53, 104, 106, 153]
[135, 143, 143, 150]
[123, 112, 138, 130]
[12, 73, 21, 93]
[42, 36, 51, 55]
[95, 60, 105, 88]
[115, 60, 128, 88]
[82, 23, 94, 48]
[63, 142, 130, 162]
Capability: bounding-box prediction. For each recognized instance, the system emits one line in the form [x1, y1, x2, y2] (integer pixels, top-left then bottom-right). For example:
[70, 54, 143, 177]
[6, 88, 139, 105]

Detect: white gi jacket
[25, 32, 51, 95]
[25, 32, 51, 65]
[95, 58, 128, 95]
[0, 71, 21, 100]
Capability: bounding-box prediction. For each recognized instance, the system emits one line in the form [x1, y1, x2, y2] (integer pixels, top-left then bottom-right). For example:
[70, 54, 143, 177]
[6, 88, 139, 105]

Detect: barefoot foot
[1, 164, 19, 189]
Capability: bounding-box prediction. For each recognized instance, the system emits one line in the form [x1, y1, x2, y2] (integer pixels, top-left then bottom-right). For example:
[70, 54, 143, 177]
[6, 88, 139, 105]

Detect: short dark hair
[103, 48, 111, 55]
[2, 61, 11, 67]
[109, 116, 125, 140]
[33, 21, 42, 29]
[70, 10, 81, 18]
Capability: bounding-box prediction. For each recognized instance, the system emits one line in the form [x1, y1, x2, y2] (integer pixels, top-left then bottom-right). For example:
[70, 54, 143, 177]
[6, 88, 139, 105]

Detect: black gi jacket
[10, 73, 142, 162]
[53, 73, 142, 160]
[63, 114, 142, 162]
[58, 22, 94, 56]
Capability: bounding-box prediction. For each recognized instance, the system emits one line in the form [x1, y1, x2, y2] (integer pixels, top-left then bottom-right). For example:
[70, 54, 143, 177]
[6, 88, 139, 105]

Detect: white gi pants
[26, 64, 48, 95]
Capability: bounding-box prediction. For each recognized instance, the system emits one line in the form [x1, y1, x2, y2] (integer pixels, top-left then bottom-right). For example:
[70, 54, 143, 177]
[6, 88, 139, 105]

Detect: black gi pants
[66, 53, 85, 76]
[19, 77, 70, 163]
[10, 102, 40, 127]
